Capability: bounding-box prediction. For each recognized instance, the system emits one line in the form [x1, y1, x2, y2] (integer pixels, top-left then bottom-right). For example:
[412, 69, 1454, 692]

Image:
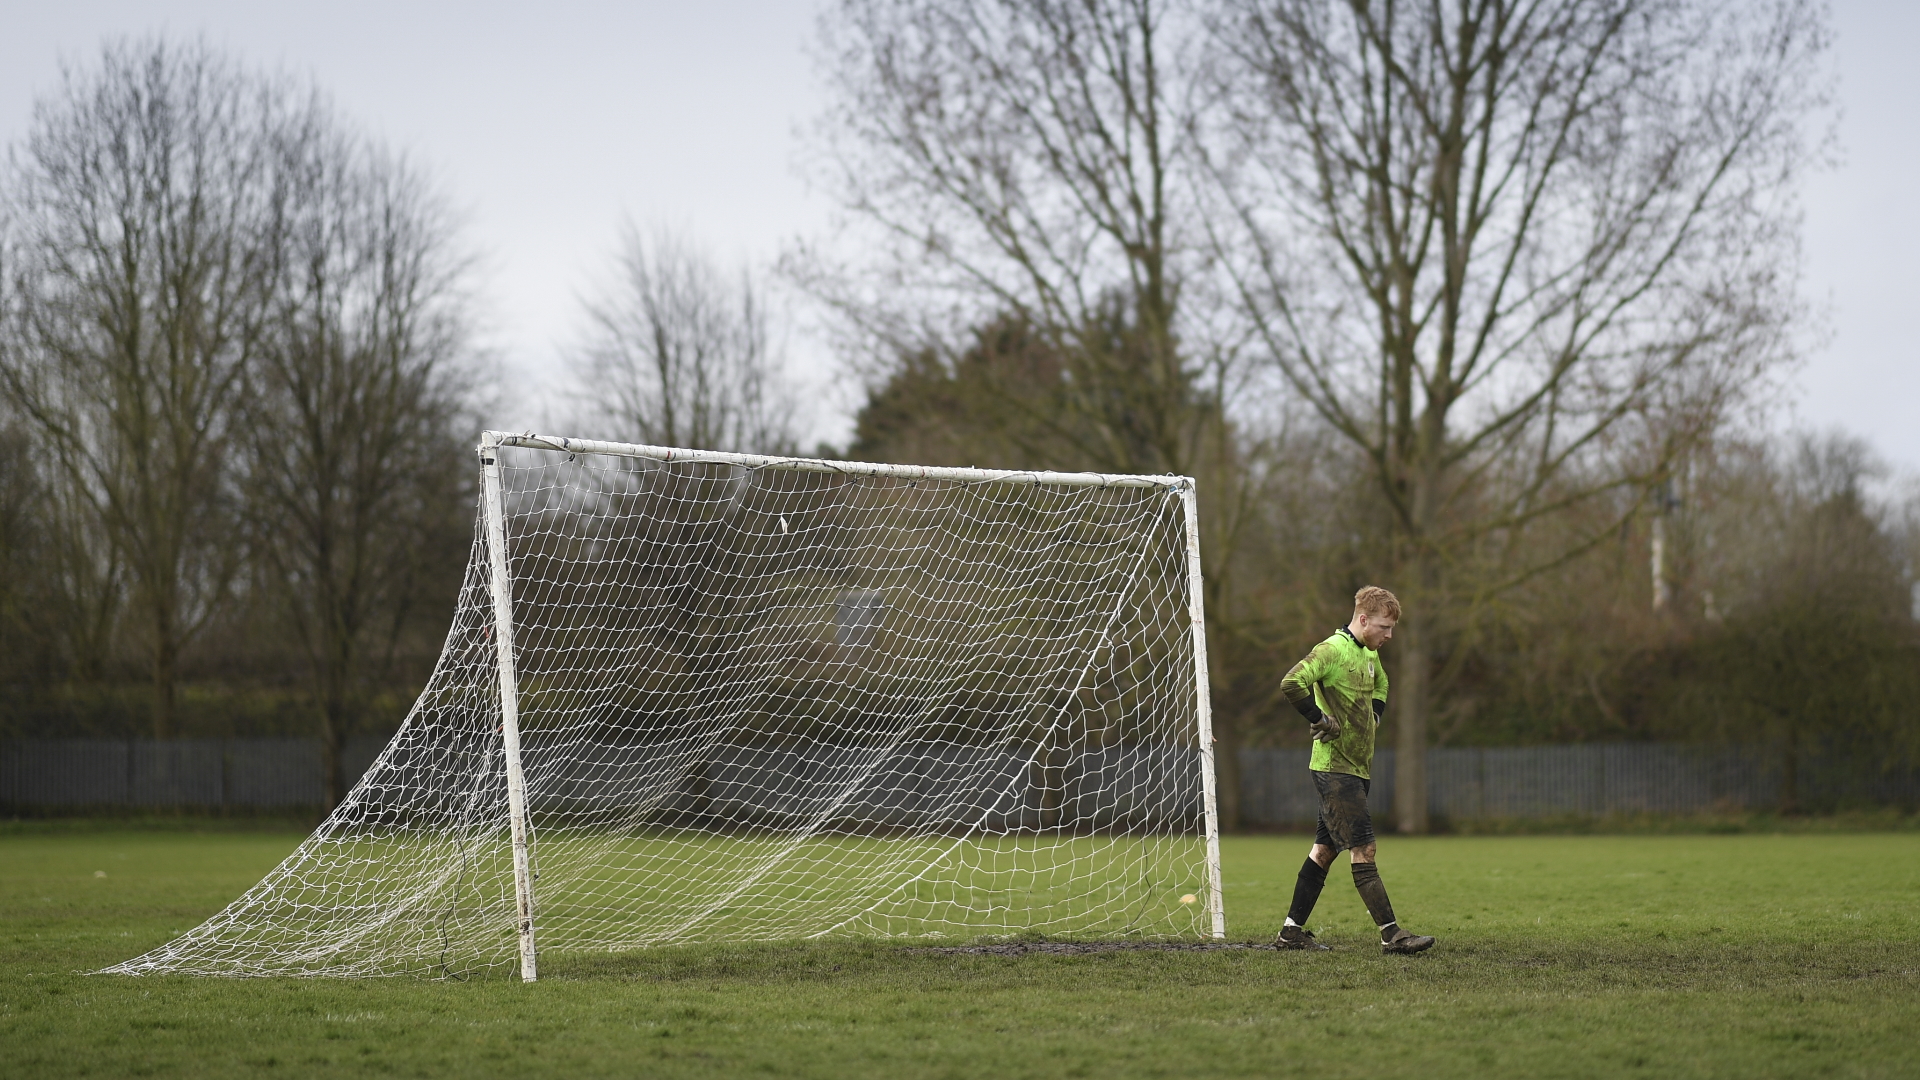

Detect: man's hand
[1309, 715, 1342, 743]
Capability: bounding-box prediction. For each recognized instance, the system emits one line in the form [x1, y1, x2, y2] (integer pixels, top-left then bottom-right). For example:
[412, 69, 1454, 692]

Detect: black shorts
[1312, 770, 1375, 853]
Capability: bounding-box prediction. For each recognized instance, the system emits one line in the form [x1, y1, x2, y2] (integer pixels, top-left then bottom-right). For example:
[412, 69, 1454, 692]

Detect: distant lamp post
[1650, 480, 1681, 612]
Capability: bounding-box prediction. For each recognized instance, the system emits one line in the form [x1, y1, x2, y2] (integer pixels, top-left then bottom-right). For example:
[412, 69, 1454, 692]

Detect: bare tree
[241, 117, 474, 808]
[575, 226, 797, 454]
[1207, 0, 1828, 830]
[799, 0, 1213, 477]
[0, 39, 286, 737]
[805, 0, 1286, 825]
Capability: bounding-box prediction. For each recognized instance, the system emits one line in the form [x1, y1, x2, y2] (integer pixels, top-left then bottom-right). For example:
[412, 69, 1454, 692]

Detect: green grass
[82, 828, 1213, 976]
[3, 828, 1916, 1078]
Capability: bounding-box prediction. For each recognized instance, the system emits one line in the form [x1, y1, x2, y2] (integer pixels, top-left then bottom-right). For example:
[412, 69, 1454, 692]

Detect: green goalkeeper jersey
[1279, 627, 1388, 778]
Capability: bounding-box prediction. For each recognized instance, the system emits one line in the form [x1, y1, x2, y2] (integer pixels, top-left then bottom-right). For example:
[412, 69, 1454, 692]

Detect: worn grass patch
[2, 829, 1915, 1078]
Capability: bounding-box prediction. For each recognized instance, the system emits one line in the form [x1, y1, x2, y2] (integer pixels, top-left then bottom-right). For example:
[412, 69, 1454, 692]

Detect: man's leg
[1277, 789, 1340, 950]
[1349, 844, 1435, 954]
[1283, 842, 1334, 926]
[1305, 772, 1435, 954]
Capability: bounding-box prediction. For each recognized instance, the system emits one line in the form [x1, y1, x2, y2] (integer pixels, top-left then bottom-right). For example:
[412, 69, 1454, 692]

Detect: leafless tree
[804, 0, 1287, 825]
[241, 117, 474, 808]
[0, 39, 285, 737]
[798, 0, 1215, 477]
[1205, 0, 1829, 830]
[574, 226, 797, 455]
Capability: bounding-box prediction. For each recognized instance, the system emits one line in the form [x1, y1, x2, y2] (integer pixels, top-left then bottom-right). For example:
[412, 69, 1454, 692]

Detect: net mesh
[106, 441, 1216, 978]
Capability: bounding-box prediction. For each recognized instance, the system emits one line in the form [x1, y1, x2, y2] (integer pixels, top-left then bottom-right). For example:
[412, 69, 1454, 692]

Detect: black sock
[1350, 862, 1399, 937]
[1286, 858, 1330, 926]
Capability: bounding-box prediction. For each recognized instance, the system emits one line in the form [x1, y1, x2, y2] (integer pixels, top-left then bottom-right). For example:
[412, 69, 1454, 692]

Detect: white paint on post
[479, 432, 539, 982]
[1180, 484, 1226, 939]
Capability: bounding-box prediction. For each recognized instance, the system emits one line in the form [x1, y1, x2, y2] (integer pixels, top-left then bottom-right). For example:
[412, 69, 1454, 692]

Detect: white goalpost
[106, 432, 1225, 980]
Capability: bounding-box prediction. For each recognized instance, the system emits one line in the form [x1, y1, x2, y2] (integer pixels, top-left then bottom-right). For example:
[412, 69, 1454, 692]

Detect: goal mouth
[103, 434, 1224, 979]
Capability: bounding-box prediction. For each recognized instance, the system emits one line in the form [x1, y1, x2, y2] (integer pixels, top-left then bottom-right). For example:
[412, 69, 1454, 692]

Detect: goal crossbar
[487, 431, 1190, 490]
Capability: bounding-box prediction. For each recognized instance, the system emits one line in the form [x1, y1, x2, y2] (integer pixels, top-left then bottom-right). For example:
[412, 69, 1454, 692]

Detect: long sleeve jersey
[1278, 627, 1388, 778]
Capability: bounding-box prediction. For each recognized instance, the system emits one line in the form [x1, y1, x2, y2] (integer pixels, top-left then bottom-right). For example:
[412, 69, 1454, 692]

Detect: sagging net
[107, 442, 1215, 978]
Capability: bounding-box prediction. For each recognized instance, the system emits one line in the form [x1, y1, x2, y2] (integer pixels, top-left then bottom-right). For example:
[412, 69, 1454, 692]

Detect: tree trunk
[318, 633, 353, 810]
[1779, 724, 1800, 815]
[1393, 612, 1430, 834]
[1197, 575, 1241, 830]
[320, 698, 346, 812]
[1389, 396, 1445, 834]
[1211, 704, 1242, 832]
[151, 610, 177, 740]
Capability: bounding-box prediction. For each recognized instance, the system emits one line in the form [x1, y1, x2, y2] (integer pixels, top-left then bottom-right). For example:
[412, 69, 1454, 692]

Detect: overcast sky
[3, 0, 1915, 471]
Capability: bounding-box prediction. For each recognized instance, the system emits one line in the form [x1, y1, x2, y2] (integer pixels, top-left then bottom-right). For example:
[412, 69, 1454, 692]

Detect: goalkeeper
[1273, 586, 1435, 955]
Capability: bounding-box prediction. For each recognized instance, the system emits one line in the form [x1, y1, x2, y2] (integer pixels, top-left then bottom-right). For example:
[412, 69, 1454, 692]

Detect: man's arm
[1373, 665, 1388, 723]
[1280, 645, 1341, 741]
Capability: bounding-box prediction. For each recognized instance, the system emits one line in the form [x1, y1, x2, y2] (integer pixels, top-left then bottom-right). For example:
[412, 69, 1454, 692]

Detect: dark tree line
[0, 39, 475, 806]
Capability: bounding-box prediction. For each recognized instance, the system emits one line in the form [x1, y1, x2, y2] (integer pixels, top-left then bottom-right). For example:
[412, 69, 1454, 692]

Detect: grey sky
[1797, 1, 1920, 475]
[3, 1, 1915, 470]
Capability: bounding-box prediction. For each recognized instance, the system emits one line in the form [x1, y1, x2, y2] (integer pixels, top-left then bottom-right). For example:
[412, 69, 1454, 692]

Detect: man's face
[1355, 612, 1396, 649]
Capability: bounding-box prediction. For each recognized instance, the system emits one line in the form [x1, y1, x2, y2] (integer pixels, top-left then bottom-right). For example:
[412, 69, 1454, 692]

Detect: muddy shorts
[1312, 770, 1375, 853]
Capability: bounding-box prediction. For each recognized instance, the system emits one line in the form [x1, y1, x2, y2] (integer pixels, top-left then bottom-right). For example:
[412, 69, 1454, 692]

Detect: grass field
[3, 825, 1916, 1078]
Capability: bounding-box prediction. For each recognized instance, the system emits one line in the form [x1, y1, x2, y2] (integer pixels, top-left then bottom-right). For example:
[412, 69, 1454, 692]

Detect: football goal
[106, 433, 1224, 979]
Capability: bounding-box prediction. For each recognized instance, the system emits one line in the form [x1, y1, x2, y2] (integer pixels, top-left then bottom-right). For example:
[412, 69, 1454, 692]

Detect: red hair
[1353, 586, 1401, 620]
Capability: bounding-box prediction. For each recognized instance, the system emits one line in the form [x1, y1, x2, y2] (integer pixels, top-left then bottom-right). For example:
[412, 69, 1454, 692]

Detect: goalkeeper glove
[1289, 692, 1340, 742]
[1372, 699, 1386, 722]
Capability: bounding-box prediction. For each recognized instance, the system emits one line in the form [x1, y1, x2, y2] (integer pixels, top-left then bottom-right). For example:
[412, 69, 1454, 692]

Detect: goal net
[106, 433, 1223, 979]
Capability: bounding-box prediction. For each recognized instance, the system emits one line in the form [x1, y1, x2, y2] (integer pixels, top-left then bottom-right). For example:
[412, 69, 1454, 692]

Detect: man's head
[1348, 586, 1400, 649]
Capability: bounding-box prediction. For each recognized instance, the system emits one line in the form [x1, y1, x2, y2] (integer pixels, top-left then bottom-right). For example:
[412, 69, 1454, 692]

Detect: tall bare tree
[0, 39, 286, 737]
[1207, 0, 1828, 830]
[575, 226, 797, 454]
[804, 0, 1284, 824]
[800, 0, 1212, 476]
[241, 118, 473, 808]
